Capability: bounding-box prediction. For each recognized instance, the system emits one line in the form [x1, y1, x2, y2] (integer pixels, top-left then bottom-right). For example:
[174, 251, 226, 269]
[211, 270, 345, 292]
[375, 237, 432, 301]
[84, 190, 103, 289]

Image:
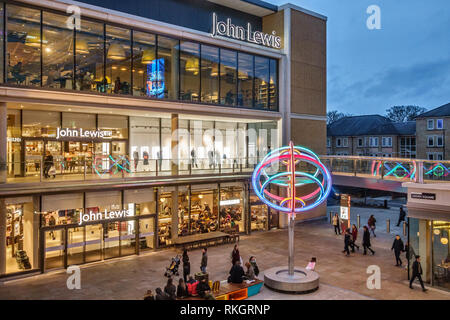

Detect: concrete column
[0, 198, 6, 275]
[171, 114, 179, 176]
[171, 188, 179, 241]
[0, 102, 7, 183]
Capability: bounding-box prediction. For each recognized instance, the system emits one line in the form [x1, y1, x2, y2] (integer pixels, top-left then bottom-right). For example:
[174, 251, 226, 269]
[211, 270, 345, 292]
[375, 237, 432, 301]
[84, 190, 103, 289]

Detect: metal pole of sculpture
[252, 141, 332, 292]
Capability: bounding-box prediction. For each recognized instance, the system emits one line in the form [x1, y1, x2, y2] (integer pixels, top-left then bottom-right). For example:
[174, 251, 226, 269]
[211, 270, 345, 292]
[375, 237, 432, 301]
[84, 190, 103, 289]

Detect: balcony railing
[322, 155, 450, 184]
[3, 157, 258, 184]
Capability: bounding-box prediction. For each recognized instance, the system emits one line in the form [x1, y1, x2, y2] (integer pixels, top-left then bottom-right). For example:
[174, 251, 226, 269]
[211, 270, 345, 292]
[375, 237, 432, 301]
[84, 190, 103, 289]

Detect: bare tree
[385, 105, 427, 122]
[327, 110, 352, 124]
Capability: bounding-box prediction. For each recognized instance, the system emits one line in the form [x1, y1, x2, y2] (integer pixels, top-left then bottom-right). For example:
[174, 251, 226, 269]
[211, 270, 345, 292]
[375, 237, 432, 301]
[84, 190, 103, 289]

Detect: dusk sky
[270, 0, 450, 115]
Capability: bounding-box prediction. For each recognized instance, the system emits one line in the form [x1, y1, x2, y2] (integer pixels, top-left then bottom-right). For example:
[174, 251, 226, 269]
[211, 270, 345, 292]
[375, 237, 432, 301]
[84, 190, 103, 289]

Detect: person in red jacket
[351, 224, 360, 252]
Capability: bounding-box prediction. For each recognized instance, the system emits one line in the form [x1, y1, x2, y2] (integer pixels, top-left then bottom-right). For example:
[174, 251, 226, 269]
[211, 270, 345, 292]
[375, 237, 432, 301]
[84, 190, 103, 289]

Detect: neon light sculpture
[93, 155, 131, 177]
[371, 160, 416, 181]
[425, 163, 450, 177]
[252, 142, 331, 276]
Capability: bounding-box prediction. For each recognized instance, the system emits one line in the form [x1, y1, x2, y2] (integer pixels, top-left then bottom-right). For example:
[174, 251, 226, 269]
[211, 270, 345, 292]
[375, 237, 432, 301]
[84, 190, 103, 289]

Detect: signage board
[78, 208, 133, 225]
[339, 194, 351, 232]
[56, 127, 113, 140]
[220, 199, 240, 206]
[411, 192, 436, 200]
[211, 13, 281, 49]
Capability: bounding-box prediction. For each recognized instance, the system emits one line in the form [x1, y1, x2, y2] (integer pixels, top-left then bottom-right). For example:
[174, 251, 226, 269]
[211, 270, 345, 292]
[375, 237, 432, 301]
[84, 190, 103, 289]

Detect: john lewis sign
[56, 127, 112, 140]
[78, 209, 133, 225]
[211, 13, 281, 49]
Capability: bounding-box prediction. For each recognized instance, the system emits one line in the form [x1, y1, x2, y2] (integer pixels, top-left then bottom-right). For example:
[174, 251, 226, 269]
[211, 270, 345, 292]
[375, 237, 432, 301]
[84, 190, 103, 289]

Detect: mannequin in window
[143, 150, 149, 171]
[133, 150, 139, 171]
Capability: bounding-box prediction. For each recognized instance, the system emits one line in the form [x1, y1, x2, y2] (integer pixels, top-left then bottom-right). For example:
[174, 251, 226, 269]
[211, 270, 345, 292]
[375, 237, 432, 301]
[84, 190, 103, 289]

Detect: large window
[1, 4, 279, 110]
[6, 5, 41, 86]
[269, 59, 278, 110]
[43, 12, 74, 89]
[220, 49, 237, 106]
[200, 45, 219, 104]
[180, 41, 200, 102]
[255, 56, 269, 109]
[237, 52, 254, 108]
[75, 19, 104, 92]
[132, 30, 156, 97]
[106, 25, 131, 95]
[157, 36, 179, 100]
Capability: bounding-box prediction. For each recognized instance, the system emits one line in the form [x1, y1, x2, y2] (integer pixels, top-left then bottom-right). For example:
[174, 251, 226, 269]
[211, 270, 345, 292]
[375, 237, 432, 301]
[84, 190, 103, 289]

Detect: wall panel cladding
[77, 0, 262, 33]
[290, 118, 326, 155]
[291, 87, 325, 116]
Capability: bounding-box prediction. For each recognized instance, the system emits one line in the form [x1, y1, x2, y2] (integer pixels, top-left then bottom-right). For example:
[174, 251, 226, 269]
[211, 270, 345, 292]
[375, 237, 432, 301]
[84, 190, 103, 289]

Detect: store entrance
[41, 216, 152, 271]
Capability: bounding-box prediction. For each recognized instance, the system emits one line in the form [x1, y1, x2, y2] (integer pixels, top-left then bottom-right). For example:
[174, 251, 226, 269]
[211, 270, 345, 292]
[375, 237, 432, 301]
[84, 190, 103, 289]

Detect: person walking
[231, 244, 240, 266]
[200, 247, 208, 273]
[351, 224, 360, 252]
[410, 255, 427, 292]
[182, 249, 190, 283]
[332, 213, 341, 235]
[368, 215, 377, 237]
[396, 206, 406, 227]
[343, 229, 351, 256]
[391, 235, 405, 266]
[43, 151, 54, 178]
[362, 226, 375, 255]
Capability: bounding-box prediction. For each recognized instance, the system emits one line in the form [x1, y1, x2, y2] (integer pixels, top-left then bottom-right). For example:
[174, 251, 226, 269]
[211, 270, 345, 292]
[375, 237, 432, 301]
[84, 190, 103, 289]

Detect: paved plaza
[0, 207, 449, 300]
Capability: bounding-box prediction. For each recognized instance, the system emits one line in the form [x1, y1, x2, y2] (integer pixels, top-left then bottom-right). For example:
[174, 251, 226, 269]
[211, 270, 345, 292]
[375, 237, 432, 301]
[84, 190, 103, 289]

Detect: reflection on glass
[190, 189, 218, 234]
[132, 30, 156, 97]
[220, 186, 244, 232]
[200, 45, 219, 104]
[22, 110, 61, 137]
[75, 20, 104, 92]
[237, 53, 254, 108]
[43, 12, 74, 89]
[157, 36, 179, 100]
[180, 41, 200, 102]
[255, 56, 269, 109]
[106, 25, 131, 94]
[269, 59, 278, 110]
[220, 49, 237, 106]
[7, 5, 41, 86]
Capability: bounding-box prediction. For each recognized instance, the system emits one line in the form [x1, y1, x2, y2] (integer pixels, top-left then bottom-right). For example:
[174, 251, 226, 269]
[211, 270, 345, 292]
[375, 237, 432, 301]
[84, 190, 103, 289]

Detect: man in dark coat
[396, 207, 406, 226]
[342, 229, 351, 256]
[182, 249, 190, 282]
[200, 247, 208, 273]
[410, 256, 427, 292]
[391, 235, 405, 266]
[228, 261, 245, 284]
[362, 226, 375, 255]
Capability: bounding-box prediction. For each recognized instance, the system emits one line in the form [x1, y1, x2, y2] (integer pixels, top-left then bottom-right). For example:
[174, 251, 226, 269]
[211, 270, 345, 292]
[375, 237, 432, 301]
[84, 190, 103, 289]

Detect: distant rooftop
[328, 115, 416, 136]
[327, 115, 391, 136]
[416, 102, 450, 118]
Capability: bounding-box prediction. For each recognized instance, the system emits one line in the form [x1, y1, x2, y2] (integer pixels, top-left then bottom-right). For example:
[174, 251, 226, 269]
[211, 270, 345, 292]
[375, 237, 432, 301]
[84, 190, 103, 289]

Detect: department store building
[0, 0, 327, 276]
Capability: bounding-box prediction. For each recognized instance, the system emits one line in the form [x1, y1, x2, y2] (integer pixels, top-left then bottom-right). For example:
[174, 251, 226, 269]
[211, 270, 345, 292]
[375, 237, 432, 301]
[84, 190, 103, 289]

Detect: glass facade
[3, 180, 272, 275]
[1, 3, 278, 109]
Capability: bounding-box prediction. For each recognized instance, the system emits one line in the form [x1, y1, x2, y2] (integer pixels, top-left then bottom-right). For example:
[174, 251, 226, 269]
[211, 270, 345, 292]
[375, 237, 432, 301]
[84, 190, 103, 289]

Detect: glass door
[44, 228, 65, 270]
[120, 219, 136, 256]
[46, 141, 63, 174]
[103, 221, 120, 259]
[85, 224, 103, 263]
[24, 140, 43, 176]
[67, 226, 85, 266]
[138, 217, 155, 252]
